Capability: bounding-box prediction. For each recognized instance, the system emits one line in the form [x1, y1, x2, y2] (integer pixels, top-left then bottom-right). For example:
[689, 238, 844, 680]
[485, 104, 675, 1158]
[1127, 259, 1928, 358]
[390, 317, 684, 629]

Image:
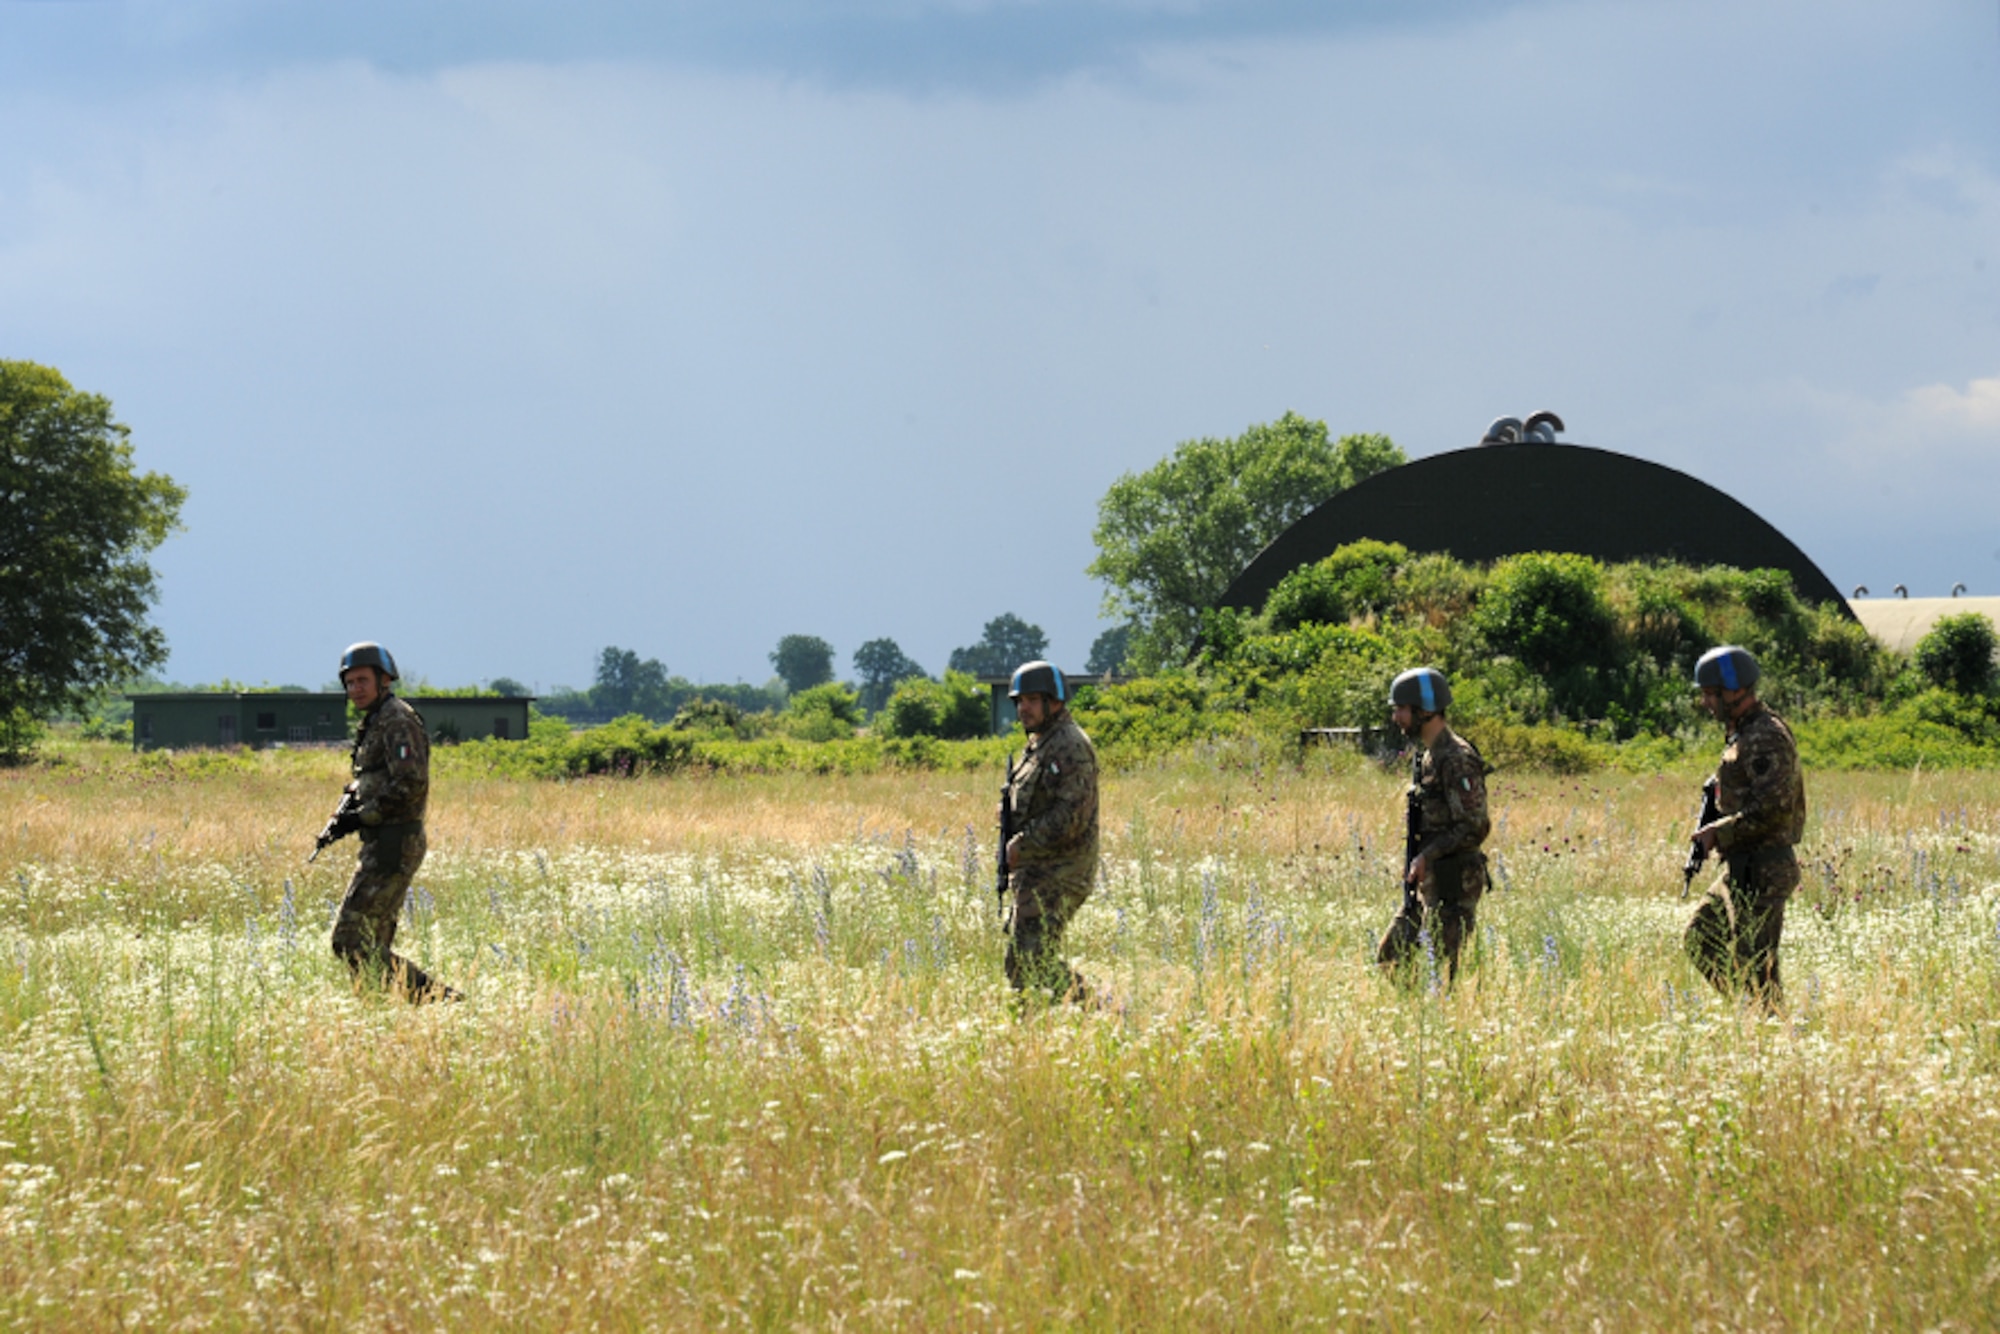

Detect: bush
[782, 683, 862, 742]
[1475, 553, 1617, 679]
[452, 714, 696, 778]
[1913, 612, 1998, 696]
[1073, 671, 1232, 763]
[671, 696, 750, 738]
[878, 671, 990, 741]
[1455, 720, 1606, 775]
[1264, 540, 1409, 631]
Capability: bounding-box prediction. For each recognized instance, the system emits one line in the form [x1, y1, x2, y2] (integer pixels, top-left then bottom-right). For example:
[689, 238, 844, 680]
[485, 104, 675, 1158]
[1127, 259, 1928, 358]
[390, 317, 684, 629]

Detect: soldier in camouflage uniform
[1685, 645, 1804, 1007]
[1002, 660, 1099, 1003]
[326, 641, 459, 1002]
[1377, 667, 1491, 985]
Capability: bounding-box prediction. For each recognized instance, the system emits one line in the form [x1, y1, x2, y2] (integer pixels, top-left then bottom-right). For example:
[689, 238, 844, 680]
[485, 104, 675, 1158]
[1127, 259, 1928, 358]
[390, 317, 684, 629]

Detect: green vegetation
[6, 748, 2000, 1326]
[946, 612, 1048, 678]
[770, 634, 836, 695]
[0, 360, 185, 759]
[1089, 413, 1404, 669]
[1063, 542, 1997, 772]
[851, 637, 926, 714]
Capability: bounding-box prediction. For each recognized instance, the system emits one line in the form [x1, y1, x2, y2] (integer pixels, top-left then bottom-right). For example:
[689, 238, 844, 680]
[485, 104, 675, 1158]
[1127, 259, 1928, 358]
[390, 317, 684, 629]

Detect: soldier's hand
[1005, 834, 1022, 870]
[1405, 853, 1426, 886]
[1694, 826, 1720, 854]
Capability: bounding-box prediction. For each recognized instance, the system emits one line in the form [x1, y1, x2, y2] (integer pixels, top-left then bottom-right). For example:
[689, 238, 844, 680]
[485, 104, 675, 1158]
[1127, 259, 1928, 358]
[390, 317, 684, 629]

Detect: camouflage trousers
[1004, 871, 1092, 1002]
[332, 823, 440, 1000]
[1377, 852, 1486, 985]
[1685, 850, 1797, 1006]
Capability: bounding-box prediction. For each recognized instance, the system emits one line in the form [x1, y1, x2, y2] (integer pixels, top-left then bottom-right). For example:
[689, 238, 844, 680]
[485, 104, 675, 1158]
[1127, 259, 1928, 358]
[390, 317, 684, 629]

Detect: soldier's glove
[358, 806, 383, 828]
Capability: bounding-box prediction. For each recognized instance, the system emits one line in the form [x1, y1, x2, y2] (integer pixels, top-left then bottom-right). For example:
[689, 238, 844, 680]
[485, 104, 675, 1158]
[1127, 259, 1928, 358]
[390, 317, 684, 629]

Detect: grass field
[4, 740, 2000, 1329]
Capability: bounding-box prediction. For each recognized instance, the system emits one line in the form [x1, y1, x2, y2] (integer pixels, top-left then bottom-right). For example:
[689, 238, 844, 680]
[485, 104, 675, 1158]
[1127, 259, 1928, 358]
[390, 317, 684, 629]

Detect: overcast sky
[3, 0, 1996, 692]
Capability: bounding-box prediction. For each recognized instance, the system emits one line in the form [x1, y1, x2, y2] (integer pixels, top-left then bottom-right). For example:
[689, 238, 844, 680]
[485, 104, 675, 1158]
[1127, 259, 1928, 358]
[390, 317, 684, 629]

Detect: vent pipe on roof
[1953, 583, 1968, 597]
[1893, 584, 1908, 598]
[1852, 585, 1869, 598]
[1481, 411, 1565, 445]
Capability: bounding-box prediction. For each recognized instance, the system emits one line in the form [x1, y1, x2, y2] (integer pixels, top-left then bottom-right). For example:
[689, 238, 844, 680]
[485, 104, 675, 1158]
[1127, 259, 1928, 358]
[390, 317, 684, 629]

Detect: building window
[493, 717, 510, 740]
[140, 717, 153, 743]
[289, 726, 309, 743]
[217, 716, 237, 746]
[256, 711, 277, 731]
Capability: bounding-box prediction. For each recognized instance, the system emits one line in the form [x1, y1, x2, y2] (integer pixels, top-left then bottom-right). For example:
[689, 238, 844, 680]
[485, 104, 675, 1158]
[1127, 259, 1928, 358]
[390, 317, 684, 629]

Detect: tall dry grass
[3, 740, 1999, 1328]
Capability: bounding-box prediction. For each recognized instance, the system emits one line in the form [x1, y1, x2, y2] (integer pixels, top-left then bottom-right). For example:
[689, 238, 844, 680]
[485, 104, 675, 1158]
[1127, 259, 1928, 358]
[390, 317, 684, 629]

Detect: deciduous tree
[1088, 413, 1402, 668]
[0, 361, 185, 757]
[852, 638, 926, 714]
[770, 634, 836, 695]
[947, 613, 1047, 678]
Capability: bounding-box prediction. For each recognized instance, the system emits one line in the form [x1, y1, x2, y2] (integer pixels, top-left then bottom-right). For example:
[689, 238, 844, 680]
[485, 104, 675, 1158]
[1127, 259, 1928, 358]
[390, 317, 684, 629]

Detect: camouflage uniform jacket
[1412, 725, 1490, 866]
[1710, 700, 1804, 856]
[1007, 710, 1099, 916]
[352, 693, 430, 826]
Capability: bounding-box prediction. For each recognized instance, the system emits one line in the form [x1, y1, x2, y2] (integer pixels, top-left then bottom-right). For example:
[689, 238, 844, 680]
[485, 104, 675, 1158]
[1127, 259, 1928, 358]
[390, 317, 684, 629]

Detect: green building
[128, 693, 535, 751]
[129, 692, 347, 751]
[407, 696, 534, 744]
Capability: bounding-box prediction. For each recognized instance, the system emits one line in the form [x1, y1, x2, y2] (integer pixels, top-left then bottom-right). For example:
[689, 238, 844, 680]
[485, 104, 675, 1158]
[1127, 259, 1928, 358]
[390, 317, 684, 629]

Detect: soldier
[1377, 667, 1490, 986]
[1001, 660, 1099, 1004]
[326, 641, 459, 1002]
[1685, 645, 1803, 1007]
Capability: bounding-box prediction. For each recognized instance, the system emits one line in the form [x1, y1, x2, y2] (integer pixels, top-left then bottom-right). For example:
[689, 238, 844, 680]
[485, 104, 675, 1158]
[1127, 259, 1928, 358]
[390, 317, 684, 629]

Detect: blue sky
[3, 0, 1996, 692]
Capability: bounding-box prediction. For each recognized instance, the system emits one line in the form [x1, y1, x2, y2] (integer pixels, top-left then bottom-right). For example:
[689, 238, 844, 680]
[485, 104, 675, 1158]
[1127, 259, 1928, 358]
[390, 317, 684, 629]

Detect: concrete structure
[1850, 597, 2000, 655]
[1220, 441, 1852, 618]
[129, 692, 535, 750]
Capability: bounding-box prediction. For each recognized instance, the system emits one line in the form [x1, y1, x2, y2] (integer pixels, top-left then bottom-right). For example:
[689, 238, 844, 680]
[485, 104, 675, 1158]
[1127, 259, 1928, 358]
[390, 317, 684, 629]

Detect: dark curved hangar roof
[1220, 442, 1851, 616]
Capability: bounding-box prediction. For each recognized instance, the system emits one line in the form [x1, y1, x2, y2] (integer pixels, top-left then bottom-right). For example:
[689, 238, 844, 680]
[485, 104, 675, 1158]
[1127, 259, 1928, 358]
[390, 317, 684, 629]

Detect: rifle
[1682, 777, 1721, 898]
[309, 783, 363, 864]
[996, 751, 1017, 919]
[1402, 755, 1424, 920]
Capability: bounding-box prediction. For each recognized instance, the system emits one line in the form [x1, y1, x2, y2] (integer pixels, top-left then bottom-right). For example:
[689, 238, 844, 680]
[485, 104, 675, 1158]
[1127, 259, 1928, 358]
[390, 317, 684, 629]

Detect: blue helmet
[1694, 645, 1759, 692]
[1009, 660, 1066, 701]
[1389, 667, 1451, 713]
[340, 641, 399, 681]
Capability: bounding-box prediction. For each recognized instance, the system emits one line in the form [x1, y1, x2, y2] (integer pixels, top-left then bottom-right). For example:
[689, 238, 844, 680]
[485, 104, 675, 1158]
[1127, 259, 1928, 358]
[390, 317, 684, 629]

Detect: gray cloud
[2, 2, 1998, 686]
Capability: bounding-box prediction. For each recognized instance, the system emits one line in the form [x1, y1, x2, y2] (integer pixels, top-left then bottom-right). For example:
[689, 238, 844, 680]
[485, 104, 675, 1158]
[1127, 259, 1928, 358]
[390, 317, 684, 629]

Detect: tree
[1086, 624, 1134, 676]
[947, 613, 1048, 677]
[592, 646, 671, 718]
[852, 638, 926, 714]
[0, 361, 186, 757]
[1088, 413, 1404, 668]
[770, 634, 835, 695]
[488, 676, 529, 697]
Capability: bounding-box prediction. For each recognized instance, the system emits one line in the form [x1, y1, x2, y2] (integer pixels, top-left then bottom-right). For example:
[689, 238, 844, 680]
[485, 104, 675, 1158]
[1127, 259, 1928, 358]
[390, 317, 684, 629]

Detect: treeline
[531, 613, 1065, 731]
